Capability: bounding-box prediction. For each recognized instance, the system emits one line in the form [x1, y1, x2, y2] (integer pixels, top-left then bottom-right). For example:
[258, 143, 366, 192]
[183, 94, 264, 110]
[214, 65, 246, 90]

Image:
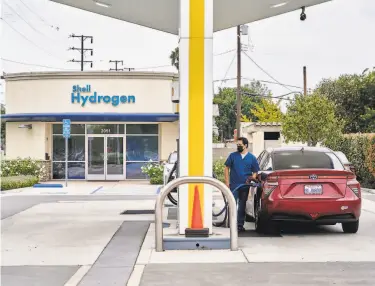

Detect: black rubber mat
[120, 210, 155, 215]
[238, 230, 282, 237]
[167, 208, 178, 220]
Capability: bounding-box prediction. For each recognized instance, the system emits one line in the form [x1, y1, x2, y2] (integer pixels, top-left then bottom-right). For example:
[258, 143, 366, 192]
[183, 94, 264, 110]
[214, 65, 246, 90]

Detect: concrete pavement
[1, 191, 375, 286]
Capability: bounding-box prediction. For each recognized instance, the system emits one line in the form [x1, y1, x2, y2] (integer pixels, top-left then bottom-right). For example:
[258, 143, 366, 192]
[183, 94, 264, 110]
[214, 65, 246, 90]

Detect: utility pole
[303, 66, 307, 96]
[68, 34, 94, 71]
[236, 25, 242, 138]
[109, 60, 124, 71]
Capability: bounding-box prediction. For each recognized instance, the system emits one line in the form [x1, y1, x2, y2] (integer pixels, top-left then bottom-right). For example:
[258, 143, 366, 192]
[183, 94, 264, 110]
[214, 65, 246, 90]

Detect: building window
[264, 132, 280, 140]
[52, 124, 86, 179]
[126, 124, 159, 179]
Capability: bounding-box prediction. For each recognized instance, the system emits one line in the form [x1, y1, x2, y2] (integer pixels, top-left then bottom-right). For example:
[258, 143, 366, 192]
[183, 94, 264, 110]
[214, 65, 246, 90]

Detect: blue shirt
[225, 152, 260, 190]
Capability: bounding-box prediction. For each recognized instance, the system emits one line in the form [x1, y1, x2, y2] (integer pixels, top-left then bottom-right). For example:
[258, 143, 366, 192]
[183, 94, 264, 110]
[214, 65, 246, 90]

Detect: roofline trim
[2, 112, 179, 123]
[3, 71, 179, 81]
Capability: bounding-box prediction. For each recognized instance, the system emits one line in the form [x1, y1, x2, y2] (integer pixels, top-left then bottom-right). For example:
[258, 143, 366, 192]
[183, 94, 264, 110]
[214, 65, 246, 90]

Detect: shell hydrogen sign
[71, 85, 136, 107]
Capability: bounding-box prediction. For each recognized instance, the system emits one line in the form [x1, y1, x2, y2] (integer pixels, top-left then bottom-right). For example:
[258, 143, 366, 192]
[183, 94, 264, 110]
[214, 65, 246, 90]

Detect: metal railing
[155, 176, 238, 252]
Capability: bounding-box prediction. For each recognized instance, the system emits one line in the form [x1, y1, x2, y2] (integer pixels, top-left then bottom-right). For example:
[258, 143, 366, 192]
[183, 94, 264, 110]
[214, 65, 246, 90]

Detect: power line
[1, 58, 78, 71]
[242, 50, 293, 92]
[133, 65, 171, 70]
[3, 1, 64, 48]
[1, 58, 176, 72]
[220, 52, 237, 87]
[213, 76, 307, 90]
[1, 17, 65, 61]
[214, 49, 236, 56]
[18, 0, 54, 28]
[4, 1, 40, 34]
[243, 91, 298, 101]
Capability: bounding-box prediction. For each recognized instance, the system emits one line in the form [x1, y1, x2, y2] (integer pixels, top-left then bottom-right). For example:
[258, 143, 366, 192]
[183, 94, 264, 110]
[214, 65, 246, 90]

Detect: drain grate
[121, 210, 155, 215]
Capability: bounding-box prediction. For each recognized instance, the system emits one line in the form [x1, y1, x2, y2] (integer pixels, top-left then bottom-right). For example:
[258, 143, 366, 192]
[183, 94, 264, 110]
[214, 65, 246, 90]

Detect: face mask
[237, 146, 244, 153]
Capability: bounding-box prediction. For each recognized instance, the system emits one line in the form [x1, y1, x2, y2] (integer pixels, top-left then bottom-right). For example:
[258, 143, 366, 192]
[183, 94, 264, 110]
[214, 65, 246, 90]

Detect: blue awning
[1, 112, 179, 122]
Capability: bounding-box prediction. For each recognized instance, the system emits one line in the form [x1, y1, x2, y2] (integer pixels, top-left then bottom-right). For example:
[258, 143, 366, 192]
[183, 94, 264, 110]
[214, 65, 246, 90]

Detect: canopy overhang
[2, 113, 179, 122]
[49, 0, 332, 35]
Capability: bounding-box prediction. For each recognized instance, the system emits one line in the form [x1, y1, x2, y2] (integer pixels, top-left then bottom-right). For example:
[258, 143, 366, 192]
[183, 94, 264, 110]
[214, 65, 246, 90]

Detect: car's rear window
[334, 151, 350, 164]
[273, 150, 344, 170]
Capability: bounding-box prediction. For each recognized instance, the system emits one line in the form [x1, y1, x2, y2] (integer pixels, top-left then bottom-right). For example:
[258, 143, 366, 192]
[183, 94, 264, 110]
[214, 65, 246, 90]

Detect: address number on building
[101, 129, 111, 134]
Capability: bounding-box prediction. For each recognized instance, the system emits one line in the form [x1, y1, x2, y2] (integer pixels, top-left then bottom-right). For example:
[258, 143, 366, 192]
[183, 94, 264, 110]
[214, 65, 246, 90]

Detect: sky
[1, 0, 375, 109]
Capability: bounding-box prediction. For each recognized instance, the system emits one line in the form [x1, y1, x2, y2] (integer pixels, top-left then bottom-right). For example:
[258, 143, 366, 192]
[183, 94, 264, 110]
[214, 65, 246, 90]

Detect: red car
[245, 146, 361, 234]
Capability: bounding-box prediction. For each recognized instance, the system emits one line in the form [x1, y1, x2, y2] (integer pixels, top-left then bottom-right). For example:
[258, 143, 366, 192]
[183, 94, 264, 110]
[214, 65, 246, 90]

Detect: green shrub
[1, 157, 47, 181]
[366, 136, 375, 176]
[141, 162, 164, 185]
[1, 175, 39, 191]
[324, 134, 375, 188]
[213, 158, 226, 183]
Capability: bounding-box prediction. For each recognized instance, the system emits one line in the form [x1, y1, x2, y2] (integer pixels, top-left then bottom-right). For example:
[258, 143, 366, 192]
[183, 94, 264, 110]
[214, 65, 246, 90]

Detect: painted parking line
[90, 186, 103, 195]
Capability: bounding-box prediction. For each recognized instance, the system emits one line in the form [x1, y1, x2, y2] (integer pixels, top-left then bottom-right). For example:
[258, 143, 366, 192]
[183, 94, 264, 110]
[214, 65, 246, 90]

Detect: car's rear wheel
[254, 203, 265, 233]
[342, 220, 359, 233]
[255, 199, 279, 235]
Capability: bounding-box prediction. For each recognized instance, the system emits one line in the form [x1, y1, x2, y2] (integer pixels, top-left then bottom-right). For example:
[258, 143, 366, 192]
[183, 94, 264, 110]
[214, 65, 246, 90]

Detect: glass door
[86, 135, 125, 180]
[106, 135, 125, 180]
[87, 136, 105, 180]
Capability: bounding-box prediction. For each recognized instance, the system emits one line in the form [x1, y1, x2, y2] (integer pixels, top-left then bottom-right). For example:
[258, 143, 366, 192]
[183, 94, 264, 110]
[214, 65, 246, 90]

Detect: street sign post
[62, 119, 71, 187]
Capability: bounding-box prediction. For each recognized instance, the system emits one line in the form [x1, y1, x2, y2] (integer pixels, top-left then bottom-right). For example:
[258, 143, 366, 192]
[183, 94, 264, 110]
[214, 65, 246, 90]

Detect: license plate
[304, 185, 323, 195]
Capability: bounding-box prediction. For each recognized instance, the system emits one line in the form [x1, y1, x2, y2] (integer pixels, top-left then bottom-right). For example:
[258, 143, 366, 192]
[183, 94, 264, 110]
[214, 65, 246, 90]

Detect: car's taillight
[347, 181, 361, 198]
[263, 182, 279, 197]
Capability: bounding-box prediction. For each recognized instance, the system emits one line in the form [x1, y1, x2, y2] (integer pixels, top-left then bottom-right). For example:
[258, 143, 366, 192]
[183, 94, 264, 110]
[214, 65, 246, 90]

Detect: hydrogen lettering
[71, 85, 135, 107]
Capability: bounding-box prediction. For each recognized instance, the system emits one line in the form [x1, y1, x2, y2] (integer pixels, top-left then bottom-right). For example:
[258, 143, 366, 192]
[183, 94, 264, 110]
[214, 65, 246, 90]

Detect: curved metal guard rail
[155, 176, 238, 252]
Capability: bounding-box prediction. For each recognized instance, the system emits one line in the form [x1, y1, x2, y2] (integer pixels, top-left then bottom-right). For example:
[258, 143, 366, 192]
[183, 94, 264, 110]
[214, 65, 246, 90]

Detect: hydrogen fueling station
[49, 0, 332, 252]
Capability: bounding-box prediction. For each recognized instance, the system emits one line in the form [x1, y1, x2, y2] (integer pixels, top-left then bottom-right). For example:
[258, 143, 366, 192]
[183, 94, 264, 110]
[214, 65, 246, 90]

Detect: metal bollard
[155, 176, 238, 252]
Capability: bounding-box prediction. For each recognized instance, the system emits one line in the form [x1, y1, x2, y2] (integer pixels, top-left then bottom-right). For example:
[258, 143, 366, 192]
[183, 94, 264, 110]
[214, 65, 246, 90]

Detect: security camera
[300, 6, 307, 21]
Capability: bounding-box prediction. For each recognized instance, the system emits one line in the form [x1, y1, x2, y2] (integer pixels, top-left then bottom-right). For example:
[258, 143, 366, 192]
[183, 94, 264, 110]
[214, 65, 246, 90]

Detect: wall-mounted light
[18, 124, 32, 130]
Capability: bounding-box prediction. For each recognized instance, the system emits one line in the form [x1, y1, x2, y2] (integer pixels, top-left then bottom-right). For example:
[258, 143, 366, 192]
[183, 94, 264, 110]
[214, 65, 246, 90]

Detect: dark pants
[231, 186, 249, 228]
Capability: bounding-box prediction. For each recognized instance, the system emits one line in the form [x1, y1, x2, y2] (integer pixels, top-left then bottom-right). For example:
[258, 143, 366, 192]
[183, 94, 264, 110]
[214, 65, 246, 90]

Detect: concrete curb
[363, 188, 375, 195]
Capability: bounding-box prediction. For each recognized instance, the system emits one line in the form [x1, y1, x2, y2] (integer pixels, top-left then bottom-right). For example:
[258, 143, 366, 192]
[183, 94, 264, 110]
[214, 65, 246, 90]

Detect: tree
[361, 107, 375, 133]
[213, 82, 271, 140]
[251, 98, 283, 122]
[281, 93, 343, 146]
[315, 69, 375, 133]
[169, 47, 179, 71]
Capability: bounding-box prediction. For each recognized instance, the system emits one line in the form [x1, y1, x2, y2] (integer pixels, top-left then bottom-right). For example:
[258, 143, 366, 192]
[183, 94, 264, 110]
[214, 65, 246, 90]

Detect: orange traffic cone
[191, 185, 203, 229]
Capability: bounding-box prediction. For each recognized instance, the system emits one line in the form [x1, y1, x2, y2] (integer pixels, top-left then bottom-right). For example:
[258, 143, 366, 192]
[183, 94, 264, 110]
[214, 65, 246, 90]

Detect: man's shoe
[238, 226, 246, 232]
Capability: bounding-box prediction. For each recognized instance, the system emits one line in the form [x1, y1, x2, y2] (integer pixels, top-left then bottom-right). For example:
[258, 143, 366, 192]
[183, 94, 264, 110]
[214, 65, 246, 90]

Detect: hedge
[324, 134, 375, 188]
[1, 157, 47, 180]
[1, 175, 39, 191]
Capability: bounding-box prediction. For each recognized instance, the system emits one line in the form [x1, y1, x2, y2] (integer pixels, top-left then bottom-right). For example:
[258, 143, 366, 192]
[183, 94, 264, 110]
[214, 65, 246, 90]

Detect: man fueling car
[224, 137, 260, 232]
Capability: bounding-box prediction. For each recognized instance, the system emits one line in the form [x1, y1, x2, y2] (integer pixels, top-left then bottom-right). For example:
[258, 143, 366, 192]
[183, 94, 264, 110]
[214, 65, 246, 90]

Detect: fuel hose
[164, 161, 258, 227]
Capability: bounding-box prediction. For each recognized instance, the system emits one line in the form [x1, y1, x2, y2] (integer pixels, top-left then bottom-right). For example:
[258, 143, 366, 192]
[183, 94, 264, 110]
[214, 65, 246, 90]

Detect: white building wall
[160, 122, 179, 160]
[252, 131, 264, 157]
[6, 122, 47, 160]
